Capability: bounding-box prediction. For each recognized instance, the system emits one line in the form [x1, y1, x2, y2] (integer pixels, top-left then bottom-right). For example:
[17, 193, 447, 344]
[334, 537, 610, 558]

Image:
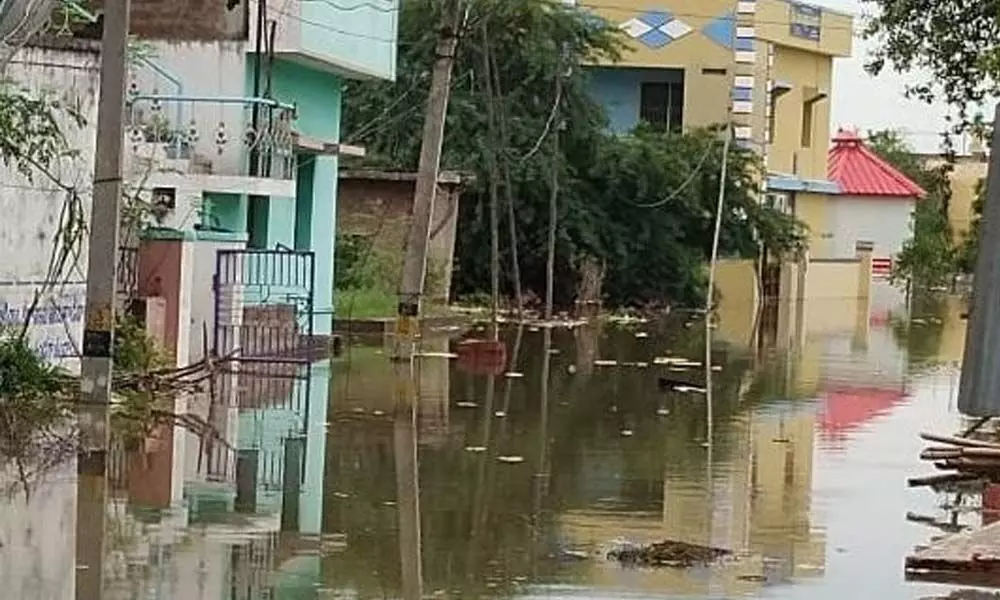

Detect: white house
[826, 130, 926, 277]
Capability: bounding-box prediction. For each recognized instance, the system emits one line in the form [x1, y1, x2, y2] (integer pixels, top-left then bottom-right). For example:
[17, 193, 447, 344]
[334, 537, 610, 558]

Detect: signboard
[789, 2, 822, 42]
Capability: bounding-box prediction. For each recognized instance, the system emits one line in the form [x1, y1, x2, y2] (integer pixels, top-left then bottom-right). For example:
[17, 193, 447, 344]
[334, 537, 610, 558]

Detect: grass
[334, 287, 454, 320]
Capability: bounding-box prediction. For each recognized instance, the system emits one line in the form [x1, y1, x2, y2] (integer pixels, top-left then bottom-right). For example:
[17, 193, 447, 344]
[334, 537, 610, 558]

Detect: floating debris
[504, 371, 524, 378]
[674, 385, 707, 394]
[498, 455, 525, 464]
[621, 429, 634, 437]
[529, 326, 541, 332]
[494, 411, 507, 418]
[372, 410, 386, 416]
[608, 540, 732, 568]
[656, 408, 670, 416]
[465, 446, 487, 453]
[635, 332, 649, 338]
[594, 360, 618, 366]
[332, 492, 350, 499]
[737, 574, 767, 582]
[548, 348, 561, 354]
[567, 364, 578, 375]
[456, 401, 478, 408]
[620, 361, 649, 368]
[417, 352, 458, 359]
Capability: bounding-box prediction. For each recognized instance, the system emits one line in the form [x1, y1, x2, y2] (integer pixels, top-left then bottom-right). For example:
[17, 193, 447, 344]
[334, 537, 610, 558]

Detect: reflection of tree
[319, 317, 761, 596]
[890, 291, 947, 369]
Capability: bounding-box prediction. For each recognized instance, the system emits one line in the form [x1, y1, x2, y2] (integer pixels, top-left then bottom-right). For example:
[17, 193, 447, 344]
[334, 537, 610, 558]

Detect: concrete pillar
[855, 241, 873, 301]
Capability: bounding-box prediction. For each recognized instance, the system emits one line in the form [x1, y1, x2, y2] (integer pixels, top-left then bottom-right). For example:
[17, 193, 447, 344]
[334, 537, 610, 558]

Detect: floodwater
[0, 289, 990, 599]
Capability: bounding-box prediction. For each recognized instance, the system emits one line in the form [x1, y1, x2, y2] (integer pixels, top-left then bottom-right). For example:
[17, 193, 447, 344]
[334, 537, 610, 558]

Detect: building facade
[580, 0, 852, 257]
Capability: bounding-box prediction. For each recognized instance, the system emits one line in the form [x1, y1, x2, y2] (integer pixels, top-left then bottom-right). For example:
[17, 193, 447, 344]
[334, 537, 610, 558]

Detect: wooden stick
[908, 472, 983, 488]
[921, 449, 963, 460]
[920, 432, 1000, 450]
[962, 447, 1000, 458]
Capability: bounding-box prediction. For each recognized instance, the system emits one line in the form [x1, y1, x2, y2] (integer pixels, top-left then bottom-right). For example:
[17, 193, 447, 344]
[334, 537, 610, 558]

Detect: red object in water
[457, 339, 507, 376]
[983, 484, 1000, 526]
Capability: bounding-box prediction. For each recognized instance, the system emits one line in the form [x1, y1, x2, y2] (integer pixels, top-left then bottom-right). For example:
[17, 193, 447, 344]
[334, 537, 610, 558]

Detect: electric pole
[76, 0, 130, 597]
[392, 0, 464, 360]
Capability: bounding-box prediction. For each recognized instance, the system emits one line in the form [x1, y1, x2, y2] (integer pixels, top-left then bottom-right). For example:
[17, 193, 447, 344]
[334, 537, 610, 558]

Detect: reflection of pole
[531, 328, 553, 573]
[467, 374, 497, 583]
[394, 360, 423, 600]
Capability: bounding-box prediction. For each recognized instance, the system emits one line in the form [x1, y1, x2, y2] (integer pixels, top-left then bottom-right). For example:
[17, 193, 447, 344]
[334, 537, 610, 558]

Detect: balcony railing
[124, 93, 297, 181]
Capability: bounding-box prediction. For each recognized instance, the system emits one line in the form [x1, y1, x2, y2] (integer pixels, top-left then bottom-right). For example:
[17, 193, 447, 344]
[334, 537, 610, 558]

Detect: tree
[342, 0, 804, 310]
[957, 177, 986, 273]
[862, 0, 999, 135]
[866, 129, 957, 286]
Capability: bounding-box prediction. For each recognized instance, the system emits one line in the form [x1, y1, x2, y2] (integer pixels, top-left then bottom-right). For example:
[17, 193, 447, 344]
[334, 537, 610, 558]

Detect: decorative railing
[124, 92, 297, 180]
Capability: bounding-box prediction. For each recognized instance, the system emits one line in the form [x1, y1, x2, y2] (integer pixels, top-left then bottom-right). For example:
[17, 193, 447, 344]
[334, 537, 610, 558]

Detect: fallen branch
[908, 472, 983, 488]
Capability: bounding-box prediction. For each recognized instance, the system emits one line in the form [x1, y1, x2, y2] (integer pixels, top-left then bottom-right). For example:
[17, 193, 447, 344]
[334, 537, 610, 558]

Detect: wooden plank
[906, 518, 1000, 583]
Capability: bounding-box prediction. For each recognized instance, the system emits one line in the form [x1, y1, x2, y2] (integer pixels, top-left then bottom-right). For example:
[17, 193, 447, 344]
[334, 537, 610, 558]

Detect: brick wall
[337, 171, 466, 304]
[88, 0, 248, 41]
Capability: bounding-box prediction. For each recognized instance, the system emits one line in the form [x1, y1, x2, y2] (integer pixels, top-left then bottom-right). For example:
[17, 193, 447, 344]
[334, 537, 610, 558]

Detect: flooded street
[0, 293, 988, 599]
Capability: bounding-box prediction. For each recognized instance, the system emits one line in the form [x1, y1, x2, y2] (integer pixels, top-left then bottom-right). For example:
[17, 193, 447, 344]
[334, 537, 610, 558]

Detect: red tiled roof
[827, 129, 927, 198]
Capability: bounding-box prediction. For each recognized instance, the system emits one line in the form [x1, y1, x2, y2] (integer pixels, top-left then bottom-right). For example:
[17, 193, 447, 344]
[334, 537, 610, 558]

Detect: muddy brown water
[0, 293, 986, 598]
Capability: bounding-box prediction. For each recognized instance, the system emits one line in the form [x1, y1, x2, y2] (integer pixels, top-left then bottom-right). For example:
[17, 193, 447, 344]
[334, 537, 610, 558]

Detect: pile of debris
[608, 540, 732, 568]
[910, 432, 1000, 488]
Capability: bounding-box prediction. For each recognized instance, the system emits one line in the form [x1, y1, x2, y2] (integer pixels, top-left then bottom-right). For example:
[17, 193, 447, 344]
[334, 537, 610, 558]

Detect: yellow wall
[795, 192, 831, 255]
[714, 259, 760, 348]
[770, 46, 834, 181]
[942, 158, 985, 242]
[586, 0, 734, 69]
[804, 259, 861, 299]
[755, 0, 852, 58]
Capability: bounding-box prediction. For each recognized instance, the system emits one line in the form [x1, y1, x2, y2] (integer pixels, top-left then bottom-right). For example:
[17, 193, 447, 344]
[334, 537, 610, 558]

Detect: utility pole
[77, 0, 131, 596]
[958, 103, 1000, 417]
[480, 21, 501, 340]
[544, 70, 562, 321]
[393, 0, 464, 359]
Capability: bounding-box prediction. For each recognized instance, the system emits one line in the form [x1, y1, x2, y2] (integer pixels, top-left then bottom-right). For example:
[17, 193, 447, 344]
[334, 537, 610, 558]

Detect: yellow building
[583, 0, 852, 254]
[921, 152, 987, 245]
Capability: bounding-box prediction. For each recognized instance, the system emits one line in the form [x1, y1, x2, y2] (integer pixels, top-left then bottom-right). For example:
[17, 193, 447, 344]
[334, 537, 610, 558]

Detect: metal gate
[210, 248, 316, 484]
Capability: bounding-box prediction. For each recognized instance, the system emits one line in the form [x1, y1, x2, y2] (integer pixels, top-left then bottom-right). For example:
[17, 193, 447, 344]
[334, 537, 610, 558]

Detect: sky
[810, 0, 984, 154]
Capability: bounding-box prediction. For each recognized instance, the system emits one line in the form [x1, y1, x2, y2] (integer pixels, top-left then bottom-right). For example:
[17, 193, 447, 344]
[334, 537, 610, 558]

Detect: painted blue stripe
[735, 37, 754, 51]
[731, 87, 752, 101]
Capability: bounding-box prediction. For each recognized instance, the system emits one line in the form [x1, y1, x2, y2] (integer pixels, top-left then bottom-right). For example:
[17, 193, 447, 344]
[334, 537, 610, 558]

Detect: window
[639, 80, 684, 132]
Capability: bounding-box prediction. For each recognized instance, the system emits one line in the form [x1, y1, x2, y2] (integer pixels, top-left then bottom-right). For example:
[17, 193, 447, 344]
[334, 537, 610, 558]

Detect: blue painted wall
[300, 0, 398, 80]
[247, 57, 341, 335]
[586, 66, 684, 134]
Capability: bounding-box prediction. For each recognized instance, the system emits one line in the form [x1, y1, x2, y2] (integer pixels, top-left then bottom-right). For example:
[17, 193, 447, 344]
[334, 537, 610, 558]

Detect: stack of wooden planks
[910, 432, 1000, 488]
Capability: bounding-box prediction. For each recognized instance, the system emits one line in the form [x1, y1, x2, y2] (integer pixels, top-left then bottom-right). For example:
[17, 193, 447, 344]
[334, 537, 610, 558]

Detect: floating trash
[494, 411, 507, 418]
[712, 365, 723, 372]
[465, 446, 487, 453]
[594, 360, 618, 366]
[417, 352, 458, 359]
[621, 429, 634, 437]
[548, 348, 561, 354]
[529, 326, 541, 332]
[674, 385, 707, 394]
[372, 410, 386, 416]
[656, 408, 671, 416]
[332, 492, 350, 499]
[456, 401, 478, 408]
[498, 455, 525, 464]
[567, 364, 578, 374]
[608, 540, 732, 568]
[635, 332, 649, 338]
[505, 371, 524, 378]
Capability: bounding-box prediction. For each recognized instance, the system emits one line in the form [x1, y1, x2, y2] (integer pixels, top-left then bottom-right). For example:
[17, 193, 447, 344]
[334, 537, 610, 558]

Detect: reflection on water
[0, 285, 981, 598]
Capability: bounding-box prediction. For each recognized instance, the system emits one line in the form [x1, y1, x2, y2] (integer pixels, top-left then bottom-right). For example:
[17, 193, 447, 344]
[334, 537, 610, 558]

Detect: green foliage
[866, 130, 958, 286]
[862, 0, 999, 135]
[111, 314, 170, 448]
[334, 233, 448, 317]
[342, 0, 804, 309]
[0, 84, 84, 181]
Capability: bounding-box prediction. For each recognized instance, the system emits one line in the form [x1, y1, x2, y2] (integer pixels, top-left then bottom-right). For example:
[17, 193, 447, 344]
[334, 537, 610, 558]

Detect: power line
[274, 0, 865, 45]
